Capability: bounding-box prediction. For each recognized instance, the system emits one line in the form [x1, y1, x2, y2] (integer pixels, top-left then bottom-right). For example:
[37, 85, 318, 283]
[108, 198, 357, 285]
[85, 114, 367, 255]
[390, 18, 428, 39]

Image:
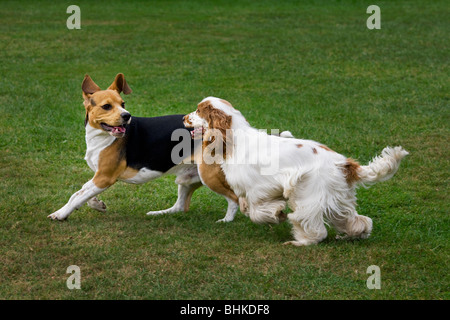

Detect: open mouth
[101, 123, 127, 137]
[190, 127, 205, 139]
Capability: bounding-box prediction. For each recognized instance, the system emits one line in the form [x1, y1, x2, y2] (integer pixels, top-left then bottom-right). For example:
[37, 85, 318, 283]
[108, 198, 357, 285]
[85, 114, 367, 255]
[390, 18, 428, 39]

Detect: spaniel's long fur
[184, 97, 409, 246]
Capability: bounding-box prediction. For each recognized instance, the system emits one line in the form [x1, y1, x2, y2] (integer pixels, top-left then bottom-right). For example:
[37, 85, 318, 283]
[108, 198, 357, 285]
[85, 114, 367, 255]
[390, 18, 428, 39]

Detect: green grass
[0, 0, 448, 299]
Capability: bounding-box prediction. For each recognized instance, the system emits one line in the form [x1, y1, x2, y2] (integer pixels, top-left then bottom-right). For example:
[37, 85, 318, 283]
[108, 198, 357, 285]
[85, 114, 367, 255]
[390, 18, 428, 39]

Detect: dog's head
[82, 73, 132, 138]
[183, 98, 233, 140]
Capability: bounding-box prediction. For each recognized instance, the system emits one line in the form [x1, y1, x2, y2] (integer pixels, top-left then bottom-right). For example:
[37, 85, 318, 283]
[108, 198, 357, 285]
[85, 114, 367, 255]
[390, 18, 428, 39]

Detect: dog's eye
[121, 102, 125, 108]
[101, 104, 112, 110]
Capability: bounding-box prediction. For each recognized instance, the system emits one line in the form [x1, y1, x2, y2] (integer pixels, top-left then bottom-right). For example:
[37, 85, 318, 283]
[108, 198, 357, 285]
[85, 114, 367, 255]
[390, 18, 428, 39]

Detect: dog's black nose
[121, 112, 131, 122]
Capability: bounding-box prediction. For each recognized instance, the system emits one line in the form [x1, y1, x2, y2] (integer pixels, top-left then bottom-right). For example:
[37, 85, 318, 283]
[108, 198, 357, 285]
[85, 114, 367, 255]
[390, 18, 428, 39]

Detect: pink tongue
[112, 126, 125, 134]
[191, 128, 201, 138]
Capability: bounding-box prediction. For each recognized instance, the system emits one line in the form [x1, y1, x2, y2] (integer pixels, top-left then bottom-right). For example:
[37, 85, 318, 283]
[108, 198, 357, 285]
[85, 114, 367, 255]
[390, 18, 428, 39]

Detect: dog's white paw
[146, 209, 176, 216]
[147, 205, 185, 216]
[87, 197, 106, 212]
[238, 197, 249, 214]
[47, 210, 67, 221]
[96, 201, 107, 212]
[283, 240, 316, 247]
[216, 217, 233, 223]
[146, 211, 163, 216]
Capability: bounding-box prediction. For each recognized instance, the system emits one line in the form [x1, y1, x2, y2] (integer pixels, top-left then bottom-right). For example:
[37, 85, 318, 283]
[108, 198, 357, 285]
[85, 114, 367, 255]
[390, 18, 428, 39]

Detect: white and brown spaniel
[184, 97, 409, 246]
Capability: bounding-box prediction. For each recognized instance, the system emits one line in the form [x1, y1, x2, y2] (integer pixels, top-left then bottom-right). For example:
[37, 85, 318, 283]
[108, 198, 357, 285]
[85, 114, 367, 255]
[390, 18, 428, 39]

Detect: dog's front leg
[216, 196, 239, 223]
[48, 179, 106, 220]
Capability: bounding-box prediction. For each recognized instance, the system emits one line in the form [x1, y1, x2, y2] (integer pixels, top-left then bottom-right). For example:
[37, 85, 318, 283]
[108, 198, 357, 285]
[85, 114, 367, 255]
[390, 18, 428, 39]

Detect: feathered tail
[343, 146, 409, 185]
[357, 146, 409, 184]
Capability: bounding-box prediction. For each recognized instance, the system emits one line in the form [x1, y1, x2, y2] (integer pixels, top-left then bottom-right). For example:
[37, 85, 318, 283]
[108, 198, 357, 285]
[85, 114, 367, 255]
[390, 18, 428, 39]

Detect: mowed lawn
[0, 0, 448, 300]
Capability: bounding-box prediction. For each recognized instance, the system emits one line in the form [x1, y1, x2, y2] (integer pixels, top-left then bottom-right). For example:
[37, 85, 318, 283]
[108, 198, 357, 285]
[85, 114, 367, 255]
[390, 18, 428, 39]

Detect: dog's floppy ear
[199, 101, 233, 158]
[210, 108, 232, 133]
[199, 101, 232, 131]
[82, 74, 101, 95]
[200, 101, 232, 139]
[108, 73, 132, 95]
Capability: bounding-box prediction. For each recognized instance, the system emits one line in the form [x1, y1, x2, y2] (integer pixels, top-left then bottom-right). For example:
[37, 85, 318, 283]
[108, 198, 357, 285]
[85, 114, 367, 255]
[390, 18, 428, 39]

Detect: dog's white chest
[84, 124, 115, 172]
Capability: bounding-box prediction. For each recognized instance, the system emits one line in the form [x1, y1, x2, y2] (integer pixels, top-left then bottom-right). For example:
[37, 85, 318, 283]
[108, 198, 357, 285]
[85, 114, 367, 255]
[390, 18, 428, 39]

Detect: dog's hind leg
[285, 190, 328, 246]
[324, 187, 373, 240]
[329, 210, 373, 240]
[147, 164, 202, 216]
[247, 198, 287, 225]
[146, 182, 202, 216]
[285, 208, 328, 246]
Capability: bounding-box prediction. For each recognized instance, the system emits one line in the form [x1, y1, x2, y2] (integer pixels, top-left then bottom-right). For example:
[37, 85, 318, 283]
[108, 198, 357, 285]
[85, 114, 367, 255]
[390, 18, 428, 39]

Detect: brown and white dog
[184, 97, 409, 246]
[184, 98, 294, 222]
[48, 75, 240, 221]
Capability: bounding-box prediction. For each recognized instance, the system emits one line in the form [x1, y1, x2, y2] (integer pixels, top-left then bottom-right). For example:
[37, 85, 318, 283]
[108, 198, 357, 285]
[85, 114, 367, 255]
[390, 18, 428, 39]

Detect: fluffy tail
[355, 146, 409, 185]
[280, 130, 294, 138]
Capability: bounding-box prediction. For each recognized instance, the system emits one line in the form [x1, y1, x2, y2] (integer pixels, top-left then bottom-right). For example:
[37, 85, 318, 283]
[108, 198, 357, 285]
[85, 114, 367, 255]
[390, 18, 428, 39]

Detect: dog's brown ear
[211, 109, 232, 133]
[82, 74, 101, 95]
[108, 73, 132, 95]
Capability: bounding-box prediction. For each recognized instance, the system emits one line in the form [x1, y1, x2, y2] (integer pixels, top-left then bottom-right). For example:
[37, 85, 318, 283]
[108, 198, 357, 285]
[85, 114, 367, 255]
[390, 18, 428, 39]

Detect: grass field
[0, 0, 448, 300]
